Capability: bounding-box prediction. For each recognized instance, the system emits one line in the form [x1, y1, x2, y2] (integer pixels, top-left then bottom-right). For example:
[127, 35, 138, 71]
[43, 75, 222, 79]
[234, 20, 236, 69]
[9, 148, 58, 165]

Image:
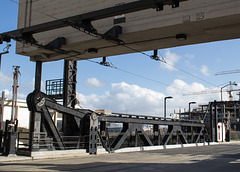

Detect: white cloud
[85, 77, 105, 88]
[0, 72, 11, 85]
[77, 80, 222, 117]
[78, 82, 165, 115]
[160, 49, 181, 71]
[185, 53, 195, 60]
[1, 89, 26, 99]
[201, 65, 210, 76]
[166, 79, 219, 107]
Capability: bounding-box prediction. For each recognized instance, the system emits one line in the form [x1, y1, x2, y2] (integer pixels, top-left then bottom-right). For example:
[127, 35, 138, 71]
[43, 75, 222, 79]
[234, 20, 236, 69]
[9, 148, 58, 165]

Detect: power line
[123, 45, 218, 87]
[163, 62, 218, 87]
[86, 59, 192, 93]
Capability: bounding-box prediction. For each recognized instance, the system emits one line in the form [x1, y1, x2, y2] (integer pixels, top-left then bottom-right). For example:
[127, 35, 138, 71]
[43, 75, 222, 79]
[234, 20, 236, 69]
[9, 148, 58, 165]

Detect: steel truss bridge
[16, 90, 206, 155]
[0, 0, 215, 155]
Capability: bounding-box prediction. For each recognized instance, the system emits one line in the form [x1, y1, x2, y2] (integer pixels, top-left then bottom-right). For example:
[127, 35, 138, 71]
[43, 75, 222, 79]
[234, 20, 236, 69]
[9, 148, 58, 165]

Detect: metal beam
[63, 60, 78, 136]
[28, 90, 92, 119]
[41, 105, 65, 150]
[99, 116, 204, 127]
[28, 61, 42, 152]
[34, 61, 42, 91]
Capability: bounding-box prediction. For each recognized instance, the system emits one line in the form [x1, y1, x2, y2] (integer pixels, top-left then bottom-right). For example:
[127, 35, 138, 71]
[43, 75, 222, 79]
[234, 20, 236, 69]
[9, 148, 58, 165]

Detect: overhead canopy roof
[1, 0, 240, 62]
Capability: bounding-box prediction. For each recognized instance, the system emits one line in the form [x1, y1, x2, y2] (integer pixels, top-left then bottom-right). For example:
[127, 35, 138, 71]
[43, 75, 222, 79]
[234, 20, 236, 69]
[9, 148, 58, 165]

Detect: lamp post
[164, 96, 173, 119]
[0, 52, 8, 71]
[0, 44, 11, 71]
[189, 101, 196, 120]
[221, 81, 237, 101]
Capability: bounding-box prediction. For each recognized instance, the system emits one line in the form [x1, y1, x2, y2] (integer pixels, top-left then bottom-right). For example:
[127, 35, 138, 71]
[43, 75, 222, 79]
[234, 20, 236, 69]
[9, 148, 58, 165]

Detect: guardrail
[17, 132, 89, 151]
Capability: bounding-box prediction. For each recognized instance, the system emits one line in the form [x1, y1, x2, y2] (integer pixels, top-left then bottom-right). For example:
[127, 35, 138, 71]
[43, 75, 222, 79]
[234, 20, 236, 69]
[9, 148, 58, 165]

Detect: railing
[60, 136, 83, 149]
[17, 132, 54, 151]
[17, 132, 30, 151]
[110, 112, 203, 125]
[46, 79, 64, 97]
[32, 132, 54, 150]
[17, 132, 88, 151]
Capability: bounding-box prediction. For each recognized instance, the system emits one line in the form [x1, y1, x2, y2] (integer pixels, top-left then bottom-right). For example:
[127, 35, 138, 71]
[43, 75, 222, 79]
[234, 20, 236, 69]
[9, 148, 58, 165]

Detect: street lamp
[0, 44, 11, 71]
[221, 81, 237, 101]
[164, 96, 173, 119]
[0, 51, 9, 71]
[189, 101, 196, 120]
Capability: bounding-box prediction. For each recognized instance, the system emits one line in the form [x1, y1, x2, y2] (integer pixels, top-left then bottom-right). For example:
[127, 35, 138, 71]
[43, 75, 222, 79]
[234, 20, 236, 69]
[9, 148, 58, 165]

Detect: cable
[85, 59, 192, 93]
[123, 45, 218, 87]
[164, 62, 218, 87]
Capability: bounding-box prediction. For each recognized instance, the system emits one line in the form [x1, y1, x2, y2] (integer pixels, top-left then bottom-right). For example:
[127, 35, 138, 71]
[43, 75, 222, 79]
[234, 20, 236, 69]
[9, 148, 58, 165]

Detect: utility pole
[0, 91, 4, 131]
[4, 66, 20, 155]
[11, 66, 20, 124]
[0, 91, 4, 152]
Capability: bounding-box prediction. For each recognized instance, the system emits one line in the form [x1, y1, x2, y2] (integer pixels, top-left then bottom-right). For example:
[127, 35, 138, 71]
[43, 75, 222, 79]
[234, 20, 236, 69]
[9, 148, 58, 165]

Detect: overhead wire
[86, 59, 192, 93]
[122, 45, 218, 87]
[162, 61, 218, 87]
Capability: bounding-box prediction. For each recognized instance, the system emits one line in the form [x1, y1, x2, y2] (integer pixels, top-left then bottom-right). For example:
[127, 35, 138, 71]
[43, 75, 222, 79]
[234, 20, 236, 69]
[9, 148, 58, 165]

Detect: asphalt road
[0, 142, 239, 171]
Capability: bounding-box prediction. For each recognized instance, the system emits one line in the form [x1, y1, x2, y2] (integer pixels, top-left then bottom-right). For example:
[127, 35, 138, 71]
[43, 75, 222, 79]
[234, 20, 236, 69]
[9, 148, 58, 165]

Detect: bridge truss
[0, 0, 212, 156]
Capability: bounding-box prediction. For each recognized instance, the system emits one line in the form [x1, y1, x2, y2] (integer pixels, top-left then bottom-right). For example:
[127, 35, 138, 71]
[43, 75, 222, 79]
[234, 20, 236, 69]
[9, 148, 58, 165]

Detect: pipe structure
[189, 101, 196, 120]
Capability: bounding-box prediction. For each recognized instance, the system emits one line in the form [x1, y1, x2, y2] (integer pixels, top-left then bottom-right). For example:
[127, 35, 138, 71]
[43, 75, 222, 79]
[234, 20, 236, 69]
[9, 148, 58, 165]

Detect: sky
[1, 0, 240, 117]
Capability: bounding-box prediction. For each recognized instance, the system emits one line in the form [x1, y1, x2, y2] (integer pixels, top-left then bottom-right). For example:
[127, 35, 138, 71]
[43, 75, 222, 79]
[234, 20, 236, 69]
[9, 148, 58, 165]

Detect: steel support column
[89, 113, 98, 154]
[214, 100, 218, 142]
[210, 103, 214, 142]
[34, 61, 42, 91]
[153, 124, 160, 145]
[63, 60, 78, 136]
[29, 61, 42, 152]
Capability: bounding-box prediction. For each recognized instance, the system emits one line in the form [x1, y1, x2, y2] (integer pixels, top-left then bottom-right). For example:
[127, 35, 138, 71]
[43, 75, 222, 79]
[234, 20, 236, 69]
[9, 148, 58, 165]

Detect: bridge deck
[0, 142, 239, 172]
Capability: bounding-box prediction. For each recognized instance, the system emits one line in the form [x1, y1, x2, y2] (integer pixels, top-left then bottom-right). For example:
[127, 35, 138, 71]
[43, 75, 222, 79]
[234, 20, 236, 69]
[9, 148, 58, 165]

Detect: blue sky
[1, 0, 240, 116]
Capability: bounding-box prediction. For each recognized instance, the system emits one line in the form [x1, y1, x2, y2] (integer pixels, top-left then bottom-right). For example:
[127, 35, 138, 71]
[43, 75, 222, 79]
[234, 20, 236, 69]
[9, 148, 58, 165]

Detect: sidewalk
[0, 154, 32, 162]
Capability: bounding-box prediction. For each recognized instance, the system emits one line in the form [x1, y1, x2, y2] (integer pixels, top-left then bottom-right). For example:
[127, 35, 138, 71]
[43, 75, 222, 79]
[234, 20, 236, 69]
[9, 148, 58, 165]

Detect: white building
[0, 98, 30, 129]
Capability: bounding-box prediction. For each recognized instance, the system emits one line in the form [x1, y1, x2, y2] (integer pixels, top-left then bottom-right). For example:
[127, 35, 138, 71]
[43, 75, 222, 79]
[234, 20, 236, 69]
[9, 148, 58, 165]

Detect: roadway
[0, 142, 239, 171]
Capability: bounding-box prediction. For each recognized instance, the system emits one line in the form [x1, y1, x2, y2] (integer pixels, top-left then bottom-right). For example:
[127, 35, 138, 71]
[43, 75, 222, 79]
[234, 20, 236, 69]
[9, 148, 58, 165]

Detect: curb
[114, 142, 220, 153]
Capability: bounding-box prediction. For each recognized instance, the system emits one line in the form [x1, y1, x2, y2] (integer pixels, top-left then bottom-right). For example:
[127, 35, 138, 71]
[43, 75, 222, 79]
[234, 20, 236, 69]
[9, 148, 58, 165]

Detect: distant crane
[183, 81, 239, 101]
[215, 69, 240, 76]
[215, 70, 240, 100]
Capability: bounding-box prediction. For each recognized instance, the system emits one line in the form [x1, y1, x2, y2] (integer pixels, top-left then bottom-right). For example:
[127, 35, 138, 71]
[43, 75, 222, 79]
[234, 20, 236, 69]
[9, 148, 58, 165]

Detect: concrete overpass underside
[12, 0, 240, 62]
